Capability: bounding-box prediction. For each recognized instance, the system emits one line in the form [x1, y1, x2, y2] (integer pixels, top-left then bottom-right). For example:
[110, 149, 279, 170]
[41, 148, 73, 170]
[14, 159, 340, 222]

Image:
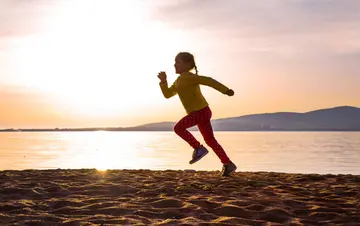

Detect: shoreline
[1, 169, 359, 225]
[1, 168, 360, 176]
[2, 130, 360, 132]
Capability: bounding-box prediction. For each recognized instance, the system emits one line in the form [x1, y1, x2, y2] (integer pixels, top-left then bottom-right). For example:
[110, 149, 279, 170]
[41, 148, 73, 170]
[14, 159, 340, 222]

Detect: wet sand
[0, 169, 359, 225]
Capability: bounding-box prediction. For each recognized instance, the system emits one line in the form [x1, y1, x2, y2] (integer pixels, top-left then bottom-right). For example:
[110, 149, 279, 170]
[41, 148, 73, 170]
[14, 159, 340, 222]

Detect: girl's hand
[158, 71, 167, 82]
[226, 89, 234, 96]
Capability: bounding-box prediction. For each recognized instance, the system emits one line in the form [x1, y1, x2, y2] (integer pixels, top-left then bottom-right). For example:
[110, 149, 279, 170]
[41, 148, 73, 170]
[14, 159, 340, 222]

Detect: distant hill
[2, 106, 360, 132]
[128, 106, 360, 131]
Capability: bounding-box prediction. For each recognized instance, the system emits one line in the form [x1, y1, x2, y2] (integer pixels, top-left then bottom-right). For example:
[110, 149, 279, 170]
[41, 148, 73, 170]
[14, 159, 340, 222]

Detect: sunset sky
[1, 0, 360, 129]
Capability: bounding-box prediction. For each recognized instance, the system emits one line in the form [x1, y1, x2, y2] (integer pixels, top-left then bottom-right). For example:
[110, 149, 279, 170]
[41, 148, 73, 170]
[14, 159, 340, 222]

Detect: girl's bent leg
[174, 113, 201, 149]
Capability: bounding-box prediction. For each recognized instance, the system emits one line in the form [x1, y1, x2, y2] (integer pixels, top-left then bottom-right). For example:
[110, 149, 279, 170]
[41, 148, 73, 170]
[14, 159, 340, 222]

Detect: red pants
[174, 106, 230, 164]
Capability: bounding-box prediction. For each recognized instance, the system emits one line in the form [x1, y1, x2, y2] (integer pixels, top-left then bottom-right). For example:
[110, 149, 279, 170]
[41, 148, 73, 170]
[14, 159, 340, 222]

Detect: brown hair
[176, 52, 198, 74]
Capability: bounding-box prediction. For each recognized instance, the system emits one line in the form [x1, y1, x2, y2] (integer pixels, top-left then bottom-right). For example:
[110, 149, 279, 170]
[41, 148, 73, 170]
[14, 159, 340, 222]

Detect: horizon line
[1, 105, 358, 130]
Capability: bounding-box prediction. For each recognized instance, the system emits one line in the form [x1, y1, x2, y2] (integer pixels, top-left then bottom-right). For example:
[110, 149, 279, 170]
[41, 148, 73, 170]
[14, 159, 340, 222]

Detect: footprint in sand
[212, 205, 252, 218]
[188, 200, 221, 210]
[259, 208, 293, 224]
[149, 199, 184, 208]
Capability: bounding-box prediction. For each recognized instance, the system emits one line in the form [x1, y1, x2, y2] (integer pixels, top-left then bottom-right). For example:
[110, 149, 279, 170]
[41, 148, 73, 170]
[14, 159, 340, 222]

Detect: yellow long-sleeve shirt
[159, 72, 230, 114]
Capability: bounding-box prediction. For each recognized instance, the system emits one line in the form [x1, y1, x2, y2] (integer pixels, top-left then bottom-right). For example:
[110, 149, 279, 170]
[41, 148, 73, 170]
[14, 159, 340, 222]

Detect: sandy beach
[0, 169, 359, 225]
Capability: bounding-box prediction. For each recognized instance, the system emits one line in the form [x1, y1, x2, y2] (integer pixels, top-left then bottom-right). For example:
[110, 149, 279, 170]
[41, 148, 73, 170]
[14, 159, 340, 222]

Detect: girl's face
[174, 56, 191, 74]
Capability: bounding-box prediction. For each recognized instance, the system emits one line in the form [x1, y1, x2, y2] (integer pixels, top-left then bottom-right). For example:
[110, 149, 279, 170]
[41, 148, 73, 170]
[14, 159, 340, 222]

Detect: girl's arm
[190, 75, 230, 94]
[159, 80, 177, 98]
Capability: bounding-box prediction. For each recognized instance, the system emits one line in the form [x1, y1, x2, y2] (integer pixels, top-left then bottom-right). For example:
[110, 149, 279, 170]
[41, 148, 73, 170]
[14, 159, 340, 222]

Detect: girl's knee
[174, 124, 184, 134]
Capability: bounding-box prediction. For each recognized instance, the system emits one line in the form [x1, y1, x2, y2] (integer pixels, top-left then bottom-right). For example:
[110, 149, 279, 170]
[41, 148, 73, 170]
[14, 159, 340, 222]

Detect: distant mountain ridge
[129, 106, 360, 131]
[1, 106, 360, 132]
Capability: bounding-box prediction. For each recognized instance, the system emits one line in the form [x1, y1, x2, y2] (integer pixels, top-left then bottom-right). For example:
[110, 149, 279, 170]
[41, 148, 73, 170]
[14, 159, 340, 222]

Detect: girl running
[158, 52, 237, 176]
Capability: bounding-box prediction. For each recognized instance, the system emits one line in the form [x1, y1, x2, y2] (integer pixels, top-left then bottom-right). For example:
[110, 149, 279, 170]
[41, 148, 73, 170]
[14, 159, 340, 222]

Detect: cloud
[151, 0, 360, 37]
[0, 0, 59, 37]
[150, 0, 360, 69]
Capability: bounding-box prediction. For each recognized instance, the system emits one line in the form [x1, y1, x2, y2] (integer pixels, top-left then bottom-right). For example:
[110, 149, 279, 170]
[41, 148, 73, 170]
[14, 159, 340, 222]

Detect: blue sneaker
[189, 145, 209, 164]
[221, 161, 237, 177]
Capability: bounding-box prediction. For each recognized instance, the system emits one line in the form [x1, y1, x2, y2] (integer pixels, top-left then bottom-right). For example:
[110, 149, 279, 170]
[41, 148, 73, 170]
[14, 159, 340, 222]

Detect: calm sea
[0, 132, 359, 175]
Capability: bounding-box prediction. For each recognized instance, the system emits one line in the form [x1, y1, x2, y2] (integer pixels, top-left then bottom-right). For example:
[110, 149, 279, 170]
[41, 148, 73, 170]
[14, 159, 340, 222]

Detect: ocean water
[0, 131, 359, 175]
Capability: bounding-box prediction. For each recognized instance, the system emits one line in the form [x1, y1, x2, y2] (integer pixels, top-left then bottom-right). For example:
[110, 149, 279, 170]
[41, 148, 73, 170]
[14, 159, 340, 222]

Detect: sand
[0, 169, 359, 225]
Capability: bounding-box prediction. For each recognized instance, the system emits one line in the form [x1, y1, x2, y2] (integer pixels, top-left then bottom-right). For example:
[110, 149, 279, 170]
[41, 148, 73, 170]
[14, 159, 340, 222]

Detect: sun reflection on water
[54, 131, 163, 170]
